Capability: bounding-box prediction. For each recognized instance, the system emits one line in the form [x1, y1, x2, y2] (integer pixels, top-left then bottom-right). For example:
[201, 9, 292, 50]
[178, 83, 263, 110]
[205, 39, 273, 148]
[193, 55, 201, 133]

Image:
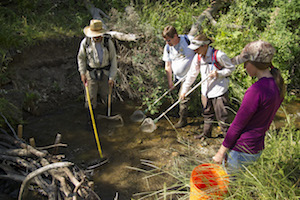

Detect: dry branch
[0, 122, 101, 200]
[83, 0, 143, 43]
[189, 0, 245, 35]
[107, 31, 143, 42]
[189, 0, 224, 35]
[18, 162, 74, 200]
[83, 0, 110, 28]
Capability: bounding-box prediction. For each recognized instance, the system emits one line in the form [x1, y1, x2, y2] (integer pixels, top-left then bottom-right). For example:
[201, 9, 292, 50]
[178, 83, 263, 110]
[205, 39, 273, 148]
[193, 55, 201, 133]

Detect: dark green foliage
[0, 0, 299, 118]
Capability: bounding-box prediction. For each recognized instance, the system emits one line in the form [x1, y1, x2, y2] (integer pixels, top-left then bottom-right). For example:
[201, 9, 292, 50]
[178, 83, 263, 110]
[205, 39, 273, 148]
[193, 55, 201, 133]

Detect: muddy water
[273, 100, 300, 128]
[23, 100, 206, 200]
[22, 98, 299, 200]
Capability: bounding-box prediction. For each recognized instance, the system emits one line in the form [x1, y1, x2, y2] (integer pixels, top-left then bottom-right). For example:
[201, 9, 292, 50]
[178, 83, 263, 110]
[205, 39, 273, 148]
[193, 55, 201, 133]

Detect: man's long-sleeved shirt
[181, 46, 235, 98]
[77, 37, 117, 80]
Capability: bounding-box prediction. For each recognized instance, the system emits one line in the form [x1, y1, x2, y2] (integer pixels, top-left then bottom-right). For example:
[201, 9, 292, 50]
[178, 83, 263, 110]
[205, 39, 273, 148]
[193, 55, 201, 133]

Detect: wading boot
[194, 122, 212, 139]
[174, 116, 187, 128]
[175, 103, 188, 128]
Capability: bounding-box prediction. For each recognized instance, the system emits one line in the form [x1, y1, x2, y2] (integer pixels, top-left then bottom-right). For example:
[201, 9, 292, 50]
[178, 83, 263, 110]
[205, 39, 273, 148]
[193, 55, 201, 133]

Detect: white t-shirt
[162, 35, 195, 79]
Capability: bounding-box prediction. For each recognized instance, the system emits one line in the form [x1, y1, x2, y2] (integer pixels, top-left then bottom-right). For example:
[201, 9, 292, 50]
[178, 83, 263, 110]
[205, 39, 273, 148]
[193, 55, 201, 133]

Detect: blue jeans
[223, 150, 262, 175]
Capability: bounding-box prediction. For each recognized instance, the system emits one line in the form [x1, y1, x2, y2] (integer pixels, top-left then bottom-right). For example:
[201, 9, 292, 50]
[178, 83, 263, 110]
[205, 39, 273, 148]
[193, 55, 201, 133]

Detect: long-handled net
[130, 76, 186, 123]
[140, 76, 210, 133]
[97, 85, 124, 127]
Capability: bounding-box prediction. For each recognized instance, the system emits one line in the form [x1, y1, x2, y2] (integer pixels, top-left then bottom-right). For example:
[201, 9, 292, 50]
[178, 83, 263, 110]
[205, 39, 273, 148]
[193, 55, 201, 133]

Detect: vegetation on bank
[132, 110, 299, 199]
[0, 0, 299, 199]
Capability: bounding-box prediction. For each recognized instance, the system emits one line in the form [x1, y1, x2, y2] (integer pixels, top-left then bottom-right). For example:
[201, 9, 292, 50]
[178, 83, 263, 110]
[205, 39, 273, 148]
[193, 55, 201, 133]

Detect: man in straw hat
[77, 19, 118, 122]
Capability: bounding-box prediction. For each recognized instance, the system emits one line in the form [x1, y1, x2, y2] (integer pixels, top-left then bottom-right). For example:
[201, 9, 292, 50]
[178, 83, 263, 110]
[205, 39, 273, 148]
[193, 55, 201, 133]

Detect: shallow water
[22, 100, 199, 199]
[21, 98, 299, 199]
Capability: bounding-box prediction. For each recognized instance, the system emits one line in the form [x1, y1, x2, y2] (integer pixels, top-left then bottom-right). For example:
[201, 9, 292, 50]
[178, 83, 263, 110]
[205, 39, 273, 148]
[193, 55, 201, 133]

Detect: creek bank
[2, 37, 299, 199]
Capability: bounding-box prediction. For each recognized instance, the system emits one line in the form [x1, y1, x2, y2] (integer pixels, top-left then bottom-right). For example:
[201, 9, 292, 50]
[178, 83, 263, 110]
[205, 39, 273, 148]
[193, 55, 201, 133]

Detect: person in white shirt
[180, 34, 235, 138]
[162, 25, 195, 128]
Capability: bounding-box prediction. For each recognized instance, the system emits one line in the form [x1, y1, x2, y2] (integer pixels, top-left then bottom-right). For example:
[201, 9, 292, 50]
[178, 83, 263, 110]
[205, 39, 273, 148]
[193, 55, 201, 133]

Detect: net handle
[144, 75, 186, 113]
[154, 76, 210, 122]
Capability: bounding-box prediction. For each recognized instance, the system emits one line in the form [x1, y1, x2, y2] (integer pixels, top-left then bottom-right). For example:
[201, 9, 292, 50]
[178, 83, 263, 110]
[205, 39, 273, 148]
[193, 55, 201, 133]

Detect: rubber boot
[174, 116, 187, 128]
[202, 122, 213, 137]
[174, 101, 188, 128]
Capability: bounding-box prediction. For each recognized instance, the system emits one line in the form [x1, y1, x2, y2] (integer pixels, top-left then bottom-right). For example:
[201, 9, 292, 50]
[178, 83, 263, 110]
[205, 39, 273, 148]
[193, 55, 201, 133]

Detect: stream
[20, 97, 299, 200]
[22, 100, 200, 199]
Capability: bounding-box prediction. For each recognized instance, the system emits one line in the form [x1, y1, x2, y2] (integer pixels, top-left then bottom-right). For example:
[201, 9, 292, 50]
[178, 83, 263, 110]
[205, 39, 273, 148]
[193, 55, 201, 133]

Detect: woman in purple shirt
[213, 40, 285, 174]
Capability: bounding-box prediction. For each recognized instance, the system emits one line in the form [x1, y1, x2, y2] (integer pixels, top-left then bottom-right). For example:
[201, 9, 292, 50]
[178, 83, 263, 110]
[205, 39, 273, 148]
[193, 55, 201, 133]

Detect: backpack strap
[103, 34, 111, 50]
[103, 34, 112, 68]
[84, 35, 112, 69]
[166, 44, 170, 54]
[197, 54, 202, 67]
[198, 54, 201, 62]
[184, 34, 190, 45]
[212, 48, 222, 70]
[84, 37, 91, 49]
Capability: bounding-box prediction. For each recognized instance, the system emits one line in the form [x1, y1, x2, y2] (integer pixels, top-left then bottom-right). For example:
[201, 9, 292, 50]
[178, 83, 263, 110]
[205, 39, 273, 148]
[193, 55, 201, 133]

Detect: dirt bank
[6, 37, 83, 117]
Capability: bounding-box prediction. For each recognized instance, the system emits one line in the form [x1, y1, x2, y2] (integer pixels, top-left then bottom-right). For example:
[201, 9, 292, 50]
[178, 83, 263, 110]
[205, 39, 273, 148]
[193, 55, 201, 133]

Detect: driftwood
[0, 115, 101, 200]
[83, 0, 143, 43]
[189, 0, 246, 36]
[189, 0, 225, 35]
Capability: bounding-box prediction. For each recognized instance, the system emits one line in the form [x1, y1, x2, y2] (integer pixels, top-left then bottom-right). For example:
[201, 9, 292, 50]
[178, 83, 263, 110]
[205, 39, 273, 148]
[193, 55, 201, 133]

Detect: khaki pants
[201, 92, 229, 137]
[178, 86, 189, 119]
[176, 81, 190, 119]
[84, 71, 109, 109]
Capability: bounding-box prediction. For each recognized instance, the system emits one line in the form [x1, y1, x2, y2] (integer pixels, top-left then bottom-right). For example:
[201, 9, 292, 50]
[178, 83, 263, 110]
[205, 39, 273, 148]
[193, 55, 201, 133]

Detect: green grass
[0, 0, 89, 71]
[130, 107, 299, 200]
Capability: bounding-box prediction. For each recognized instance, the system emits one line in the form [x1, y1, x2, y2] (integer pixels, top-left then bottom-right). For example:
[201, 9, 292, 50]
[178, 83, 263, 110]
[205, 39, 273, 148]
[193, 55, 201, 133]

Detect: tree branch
[189, 0, 224, 35]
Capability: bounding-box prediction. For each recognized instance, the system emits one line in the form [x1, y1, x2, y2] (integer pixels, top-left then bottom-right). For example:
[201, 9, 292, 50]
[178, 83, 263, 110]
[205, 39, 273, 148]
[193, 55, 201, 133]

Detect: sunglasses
[164, 37, 173, 42]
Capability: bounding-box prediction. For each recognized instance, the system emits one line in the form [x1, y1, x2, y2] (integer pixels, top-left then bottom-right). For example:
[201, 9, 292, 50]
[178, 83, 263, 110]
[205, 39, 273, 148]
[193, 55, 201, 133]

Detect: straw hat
[83, 19, 106, 38]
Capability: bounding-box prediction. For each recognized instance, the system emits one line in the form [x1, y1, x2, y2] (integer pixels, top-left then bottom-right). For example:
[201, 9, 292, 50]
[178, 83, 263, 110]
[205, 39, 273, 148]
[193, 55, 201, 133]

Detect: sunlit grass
[0, 1, 88, 63]
[130, 108, 299, 200]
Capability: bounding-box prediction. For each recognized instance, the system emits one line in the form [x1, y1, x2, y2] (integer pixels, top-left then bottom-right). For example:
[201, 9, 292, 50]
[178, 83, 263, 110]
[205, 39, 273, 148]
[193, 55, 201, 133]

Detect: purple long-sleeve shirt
[223, 77, 283, 154]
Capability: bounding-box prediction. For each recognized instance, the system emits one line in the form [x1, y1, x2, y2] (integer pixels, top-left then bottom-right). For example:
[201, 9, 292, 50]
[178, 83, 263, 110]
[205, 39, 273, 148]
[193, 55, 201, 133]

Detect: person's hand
[213, 145, 228, 165]
[212, 152, 225, 165]
[168, 81, 174, 89]
[81, 74, 87, 85]
[179, 93, 186, 101]
[209, 70, 218, 79]
[108, 79, 114, 88]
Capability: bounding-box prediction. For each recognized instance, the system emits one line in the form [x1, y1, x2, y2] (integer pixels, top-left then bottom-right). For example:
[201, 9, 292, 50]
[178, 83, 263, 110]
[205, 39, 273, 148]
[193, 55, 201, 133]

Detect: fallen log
[18, 162, 74, 200]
